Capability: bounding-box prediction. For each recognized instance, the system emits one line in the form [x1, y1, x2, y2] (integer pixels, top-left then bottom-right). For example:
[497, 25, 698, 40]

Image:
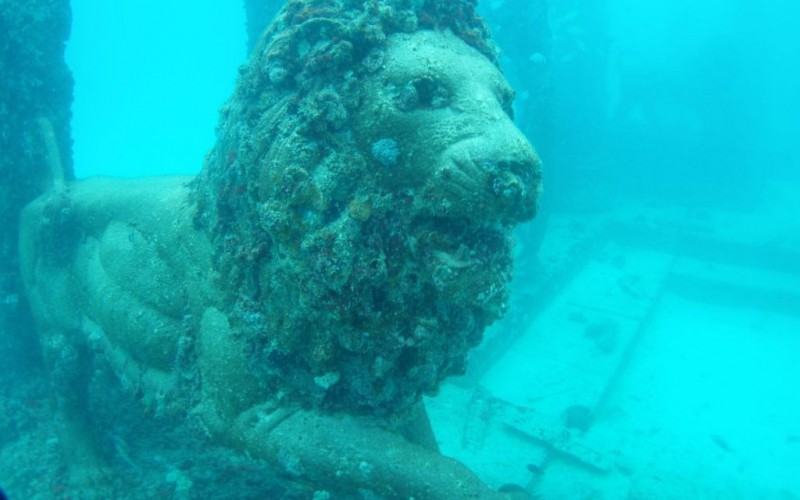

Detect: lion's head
[192, 0, 541, 415]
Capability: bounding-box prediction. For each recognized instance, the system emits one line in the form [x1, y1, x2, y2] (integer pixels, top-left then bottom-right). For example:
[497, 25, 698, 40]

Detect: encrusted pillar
[0, 0, 73, 373]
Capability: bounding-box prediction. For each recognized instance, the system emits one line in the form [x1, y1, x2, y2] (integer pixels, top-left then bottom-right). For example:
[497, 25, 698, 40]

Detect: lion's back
[19, 176, 218, 409]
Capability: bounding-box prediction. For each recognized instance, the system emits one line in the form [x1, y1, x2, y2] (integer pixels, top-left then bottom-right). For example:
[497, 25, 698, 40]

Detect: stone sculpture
[19, 0, 541, 497]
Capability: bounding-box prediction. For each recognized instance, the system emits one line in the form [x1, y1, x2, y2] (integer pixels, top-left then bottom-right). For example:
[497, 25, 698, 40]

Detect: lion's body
[18, 1, 540, 497]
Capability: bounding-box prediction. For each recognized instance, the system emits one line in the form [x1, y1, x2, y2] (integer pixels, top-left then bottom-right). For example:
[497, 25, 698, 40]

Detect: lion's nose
[488, 158, 539, 222]
[477, 121, 543, 223]
[480, 154, 542, 223]
[419, 125, 542, 225]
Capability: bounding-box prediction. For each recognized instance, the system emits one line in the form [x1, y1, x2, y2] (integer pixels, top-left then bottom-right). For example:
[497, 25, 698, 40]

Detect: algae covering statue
[20, 0, 541, 497]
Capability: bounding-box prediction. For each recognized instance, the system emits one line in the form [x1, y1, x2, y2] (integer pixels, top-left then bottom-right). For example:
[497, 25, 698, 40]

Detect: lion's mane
[191, 0, 534, 414]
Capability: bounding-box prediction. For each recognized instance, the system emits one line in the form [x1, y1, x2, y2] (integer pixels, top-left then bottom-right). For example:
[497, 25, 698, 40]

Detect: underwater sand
[427, 200, 800, 499]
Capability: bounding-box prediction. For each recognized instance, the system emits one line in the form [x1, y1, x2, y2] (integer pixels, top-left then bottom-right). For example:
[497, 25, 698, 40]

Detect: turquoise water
[2, 0, 799, 498]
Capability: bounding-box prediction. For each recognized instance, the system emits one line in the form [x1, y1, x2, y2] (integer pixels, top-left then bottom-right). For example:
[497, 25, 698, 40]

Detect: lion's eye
[396, 76, 451, 111]
[498, 87, 515, 119]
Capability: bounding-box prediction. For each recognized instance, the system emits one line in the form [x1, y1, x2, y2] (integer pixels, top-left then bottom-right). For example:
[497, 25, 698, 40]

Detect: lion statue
[19, 0, 541, 497]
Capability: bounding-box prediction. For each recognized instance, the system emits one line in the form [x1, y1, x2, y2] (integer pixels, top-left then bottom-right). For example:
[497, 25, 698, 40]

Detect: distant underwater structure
[18, 0, 542, 496]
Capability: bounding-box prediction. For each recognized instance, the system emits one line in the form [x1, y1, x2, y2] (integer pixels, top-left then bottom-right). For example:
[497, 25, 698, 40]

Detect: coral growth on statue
[192, 0, 542, 414]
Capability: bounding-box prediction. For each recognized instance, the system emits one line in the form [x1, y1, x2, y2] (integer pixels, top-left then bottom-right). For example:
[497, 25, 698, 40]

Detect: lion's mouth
[409, 215, 514, 317]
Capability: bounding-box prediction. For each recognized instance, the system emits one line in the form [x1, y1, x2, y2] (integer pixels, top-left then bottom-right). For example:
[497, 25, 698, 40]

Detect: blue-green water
[2, 0, 799, 498]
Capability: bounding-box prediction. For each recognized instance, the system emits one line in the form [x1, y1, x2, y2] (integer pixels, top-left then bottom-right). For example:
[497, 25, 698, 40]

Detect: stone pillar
[0, 0, 73, 374]
[548, 0, 609, 208]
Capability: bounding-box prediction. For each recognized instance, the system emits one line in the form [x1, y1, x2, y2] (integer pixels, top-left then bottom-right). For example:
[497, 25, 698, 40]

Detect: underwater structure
[19, 0, 541, 496]
[0, 0, 73, 375]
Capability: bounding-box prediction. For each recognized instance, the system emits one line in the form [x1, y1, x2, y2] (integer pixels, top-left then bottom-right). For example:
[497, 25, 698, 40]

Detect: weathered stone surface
[0, 0, 72, 375]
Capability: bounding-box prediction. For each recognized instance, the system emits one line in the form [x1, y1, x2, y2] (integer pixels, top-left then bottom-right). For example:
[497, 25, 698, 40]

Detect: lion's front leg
[238, 408, 514, 499]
